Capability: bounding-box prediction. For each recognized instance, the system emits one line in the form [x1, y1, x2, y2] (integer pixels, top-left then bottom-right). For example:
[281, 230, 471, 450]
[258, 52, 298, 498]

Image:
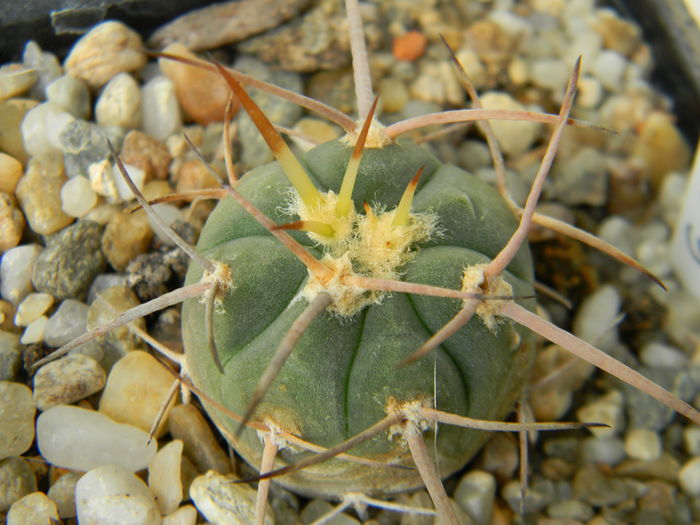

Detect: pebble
[95, 72, 142, 128]
[64, 21, 146, 89]
[99, 351, 177, 437]
[37, 405, 157, 472]
[46, 74, 91, 119]
[61, 175, 98, 218]
[393, 31, 428, 62]
[502, 479, 550, 514]
[679, 457, 700, 496]
[0, 457, 37, 512]
[552, 146, 608, 206]
[591, 50, 627, 92]
[686, 428, 700, 456]
[454, 470, 495, 525]
[159, 43, 232, 126]
[60, 120, 125, 177]
[102, 208, 153, 271]
[640, 341, 688, 369]
[0, 153, 23, 194]
[291, 117, 342, 152]
[0, 98, 38, 163]
[44, 299, 88, 347]
[576, 390, 625, 438]
[632, 111, 691, 187]
[15, 153, 73, 235]
[0, 64, 37, 100]
[175, 158, 220, 193]
[0, 381, 35, 459]
[22, 41, 62, 99]
[32, 220, 106, 300]
[15, 292, 53, 326]
[624, 428, 662, 461]
[163, 505, 197, 525]
[120, 130, 172, 180]
[301, 499, 360, 524]
[477, 433, 518, 479]
[6, 491, 59, 525]
[75, 464, 160, 524]
[141, 75, 182, 141]
[20, 315, 48, 344]
[576, 75, 603, 108]
[615, 452, 680, 483]
[20, 102, 73, 156]
[33, 354, 106, 411]
[479, 92, 541, 157]
[168, 403, 231, 475]
[148, 439, 184, 515]
[530, 58, 570, 94]
[0, 192, 25, 251]
[0, 244, 42, 304]
[189, 471, 274, 525]
[593, 8, 641, 57]
[581, 435, 626, 466]
[572, 284, 621, 353]
[546, 499, 594, 521]
[573, 464, 645, 507]
[47, 471, 81, 518]
[0, 332, 22, 381]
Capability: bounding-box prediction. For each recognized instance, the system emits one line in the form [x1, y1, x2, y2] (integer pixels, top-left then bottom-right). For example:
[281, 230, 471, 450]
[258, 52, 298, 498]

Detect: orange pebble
[392, 31, 428, 62]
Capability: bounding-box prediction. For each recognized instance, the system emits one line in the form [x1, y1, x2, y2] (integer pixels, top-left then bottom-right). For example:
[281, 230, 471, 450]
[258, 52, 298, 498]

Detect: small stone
[0, 382, 35, 459]
[87, 274, 128, 304]
[102, 209, 153, 271]
[377, 78, 409, 114]
[16, 153, 73, 235]
[573, 464, 645, 506]
[393, 31, 428, 62]
[0, 98, 38, 163]
[0, 332, 22, 381]
[163, 505, 197, 525]
[76, 464, 160, 524]
[99, 351, 177, 437]
[22, 41, 63, 99]
[686, 428, 700, 456]
[552, 147, 608, 206]
[20, 101, 73, 156]
[624, 428, 662, 461]
[572, 284, 621, 353]
[0, 244, 42, 304]
[577, 75, 603, 108]
[46, 75, 91, 119]
[593, 8, 641, 57]
[47, 471, 81, 518]
[477, 433, 518, 479]
[576, 390, 625, 438]
[7, 491, 59, 525]
[15, 293, 53, 326]
[60, 120, 125, 177]
[190, 471, 274, 525]
[149, 440, 184, 515]
[95, 72, 142, 128]
[546, 499, 594, 521]
[591, 50, 627, 92]
[33, 354, 106, 411]
[454, 470, 495, 525]
[32, 220, 105, 300]
[20, 315, 48, 344]
[141, 76, 182, 141]
[615, 452, 680, 482]
[479, 92, 541, 157]
[119, 130, 172, 180]
[64, 21, 146, 89]
[581, 436, 626, 466]
[37, 405, 157, 472]
[159, 44, 232, 126]
[175, 158, 220, 194]
[44, 299, 89, 347]
[0, 192, 25, 251]
[502, 479, 549, 514]
[168, 403, 231, 474]
[0, 153, 23, 194]
[640, 342, 688, 369]
[680, 457, 700, 496]
[291, 117, 342, 152]
[61, 175, 97, 218]
[0, 457, 37, 512]
[0, 64, 37, 101]
[301, 499, 360, 524]
[530, 58, 570, 94]
[632, 111, 690, 187]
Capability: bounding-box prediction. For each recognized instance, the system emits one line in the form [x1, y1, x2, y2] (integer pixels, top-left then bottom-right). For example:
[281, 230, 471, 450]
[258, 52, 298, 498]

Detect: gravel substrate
[1, 0, 699, 523]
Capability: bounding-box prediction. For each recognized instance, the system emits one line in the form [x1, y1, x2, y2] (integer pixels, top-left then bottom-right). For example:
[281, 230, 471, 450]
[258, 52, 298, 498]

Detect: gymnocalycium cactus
[34, 1, 700, 523]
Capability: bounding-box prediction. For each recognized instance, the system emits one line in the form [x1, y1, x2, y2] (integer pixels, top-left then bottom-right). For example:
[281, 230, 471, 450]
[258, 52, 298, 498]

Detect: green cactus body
[182, 139, 535, 497]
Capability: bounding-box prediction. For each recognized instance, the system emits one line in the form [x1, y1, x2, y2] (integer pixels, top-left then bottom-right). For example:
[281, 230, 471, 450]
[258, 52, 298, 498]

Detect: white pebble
[150, 204, 184, 244]
[591, 50, 627, 92]
[597, 216, 636, 257]
[624, 428, 661, 461]
[148, 440, 184, 515]
[21, 315, 48, 344]
[15, 293, 54, 326]
[37, 405, 157, 472]
[640, 342, 688, 369]
[113, 162, 145, 201]
[163, 505, 197, 525]
[95, 72, 142, 129]
[76, 465, 160, 525]
[44, 299, 89, 347]
[572, 284, 621, 353]
[0, 244, 42, 304]
[61, 176, 98, 218]
[7, 492, 59, 525]
[576, 390, 625, 437]
[684, 428, 700, 456]
[577, 75, 603, 108]
[141, 76, 181, 141]
[479, 92, 541, 157]
[530, 58, 569, 94]
[679, 457, 700, 496]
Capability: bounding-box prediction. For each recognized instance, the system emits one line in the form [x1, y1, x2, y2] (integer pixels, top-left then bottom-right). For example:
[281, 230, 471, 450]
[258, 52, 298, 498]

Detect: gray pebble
[623, 368, 675, 430]
[87, 273, 128, 304]
[60, 120, 125, 177]
[573, 464, 646, 506]
[47, 471, 82, 518]
[454, 470, 495, 525]
[32, 220, 106, 300]
[141, 76, 181, 142]
[502, 479, 549, 514]
[552, 147, 608, 206]
[1, 244, 42, 304]
[22, 41, 62, 100]
[0, 457, 37, 512]
[46, 75, 91, 120]
[581, 436, 626, 466]
[547, 499, 594, 521]
[0, 332, 22, 381]
[33, 354, 106, 411]
[44, 299, 89, 347]
[0, 382, 36, 459]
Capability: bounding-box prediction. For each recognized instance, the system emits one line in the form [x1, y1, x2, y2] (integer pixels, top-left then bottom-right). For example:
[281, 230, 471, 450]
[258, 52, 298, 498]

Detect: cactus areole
[182, 133, 536, 497]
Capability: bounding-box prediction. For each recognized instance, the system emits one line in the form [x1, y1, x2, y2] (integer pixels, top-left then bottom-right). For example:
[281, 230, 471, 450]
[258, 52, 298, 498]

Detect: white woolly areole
[461, 263, 513, 332]
[200, 261, 234, 312]
[340, 118, 392, 149]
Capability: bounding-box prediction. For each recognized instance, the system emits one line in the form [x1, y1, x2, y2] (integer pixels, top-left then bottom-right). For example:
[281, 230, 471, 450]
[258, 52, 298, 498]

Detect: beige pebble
[378, 78, 409, 114]
[593, 8, 641, 57]
[64, 21, 146, 89]
[0, 193, 25, 252]
[83, 203, 119, 226]
[14, 292, 53, 327]
[0, 98, 39, 164]
[101, 208, 153, 271]
[168, 403, 231, 474]
[33, 354, 106, 411]
[632, 111, 690, 187]
[47, 471, 81, 518]
[292, 117, 342, 151]
[0, 153, 23, 194]
[120, 130, 172, 180]
[479, 92, 542, 157]
[0, 382, 35, 459]
[95, 72, 141, 128]
[163, 505, 197, 525]
[20, 315, 48, 344]
[7, 492, 58, 525]
[99, 351, 177, 437]
[61, 176, 98, 218]
[0, 65, 37, 101]
[148, 440, 184, 515]
[175, 159, 220, 194]
[16, 153, 73, 235]
[159, 44, 233, 126]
